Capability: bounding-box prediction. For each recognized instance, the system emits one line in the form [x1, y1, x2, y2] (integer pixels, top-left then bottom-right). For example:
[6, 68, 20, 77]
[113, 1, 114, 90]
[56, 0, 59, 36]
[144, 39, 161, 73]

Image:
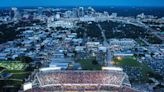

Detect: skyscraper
[78, 7, 85, 17]
[87, 7, 95, 17]
[11, 7, 20, 21]
[72, 8, 78, 18]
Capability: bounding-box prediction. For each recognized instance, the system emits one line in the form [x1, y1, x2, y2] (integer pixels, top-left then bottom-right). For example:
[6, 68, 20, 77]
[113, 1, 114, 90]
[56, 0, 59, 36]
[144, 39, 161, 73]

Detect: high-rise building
[137, 13, 145, 19]
[64, 10, 72, 18]
[72, 8, 78, 18]
[110, 13, 117, 18]
[78, 7, 85, 17]
[87, 7, 95, 17]
[104, 11, 109, 17]
[38, 7, 44, 15]
[11, 7, 20, 21]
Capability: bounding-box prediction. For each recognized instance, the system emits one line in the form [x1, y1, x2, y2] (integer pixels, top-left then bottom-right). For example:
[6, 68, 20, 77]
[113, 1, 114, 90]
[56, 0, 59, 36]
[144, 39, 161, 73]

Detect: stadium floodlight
[23, 82, 32, 91]
[39, 67, 61, 71]
[102, 67, 123, 71]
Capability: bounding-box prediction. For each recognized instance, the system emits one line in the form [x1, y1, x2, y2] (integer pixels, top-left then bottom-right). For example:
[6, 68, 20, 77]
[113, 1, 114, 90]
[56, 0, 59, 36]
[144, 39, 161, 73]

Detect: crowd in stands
[24, 70, 140, 92]
[37, 70, 125, 86]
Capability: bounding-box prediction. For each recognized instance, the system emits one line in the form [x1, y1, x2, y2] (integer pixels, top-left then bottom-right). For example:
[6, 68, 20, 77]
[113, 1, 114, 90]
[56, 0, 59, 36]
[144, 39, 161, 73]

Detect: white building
[75, 46, 85, 52]
[109, 39, 136, 49]
[98, 46, 107, 53]
[48, 21, 74, 28]
[80, 15, 96, 22]
[86, 42, 100, 48]
[86, 42, 102, 52]
[114, 53, 133, 57]
[110, 13, 117, 18]
[49, 62, 69, 69]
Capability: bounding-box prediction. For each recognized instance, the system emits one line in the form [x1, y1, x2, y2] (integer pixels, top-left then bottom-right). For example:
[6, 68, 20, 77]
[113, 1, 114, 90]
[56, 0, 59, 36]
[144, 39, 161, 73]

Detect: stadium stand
[24, 70, 139, 92]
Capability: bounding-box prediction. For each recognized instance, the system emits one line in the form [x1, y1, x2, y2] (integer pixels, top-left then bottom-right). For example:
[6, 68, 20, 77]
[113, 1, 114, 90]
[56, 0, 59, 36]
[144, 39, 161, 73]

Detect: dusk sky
[0, 0, 164, 7]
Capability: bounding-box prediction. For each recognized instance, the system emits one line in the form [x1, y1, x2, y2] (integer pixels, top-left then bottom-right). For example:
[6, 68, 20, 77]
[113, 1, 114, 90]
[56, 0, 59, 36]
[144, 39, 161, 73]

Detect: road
[139, 37, 150, 46]
[97, 23, 113, 66]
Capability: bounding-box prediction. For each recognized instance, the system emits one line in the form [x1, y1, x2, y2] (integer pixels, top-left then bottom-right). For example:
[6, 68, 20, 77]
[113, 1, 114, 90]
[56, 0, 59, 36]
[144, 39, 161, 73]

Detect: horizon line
[0, 5, 164, 9]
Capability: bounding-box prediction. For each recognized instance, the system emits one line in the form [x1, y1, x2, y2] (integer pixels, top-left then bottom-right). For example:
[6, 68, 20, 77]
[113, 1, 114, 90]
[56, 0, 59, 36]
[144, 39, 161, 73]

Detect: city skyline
[0, 0, 164, 7]
[0, 4, 164, 92]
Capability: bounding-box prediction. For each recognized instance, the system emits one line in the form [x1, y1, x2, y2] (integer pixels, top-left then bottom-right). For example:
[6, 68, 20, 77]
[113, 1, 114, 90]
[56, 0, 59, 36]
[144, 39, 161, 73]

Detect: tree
[41, 45, 45, 49]
[150, 53, 155, 57]
[35, 62, 42, 68]
[15, 56, 33, 63]
[92, 59, 98, 65]
[134, 48, 138, 52]
[134, 54, 138, 57]
[73, 50, 77, 57]
[0, 80, 4, 92]
[25, 64, 34, 71]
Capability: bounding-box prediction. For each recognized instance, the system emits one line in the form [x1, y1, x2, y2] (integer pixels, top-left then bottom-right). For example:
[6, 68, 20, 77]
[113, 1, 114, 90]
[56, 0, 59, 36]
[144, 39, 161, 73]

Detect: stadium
[24, 67, 138, 92]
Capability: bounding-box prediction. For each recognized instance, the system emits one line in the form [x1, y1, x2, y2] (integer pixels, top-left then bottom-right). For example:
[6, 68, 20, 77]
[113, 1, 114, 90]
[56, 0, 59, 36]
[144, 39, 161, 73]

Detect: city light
[117, 56, 123, 61]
